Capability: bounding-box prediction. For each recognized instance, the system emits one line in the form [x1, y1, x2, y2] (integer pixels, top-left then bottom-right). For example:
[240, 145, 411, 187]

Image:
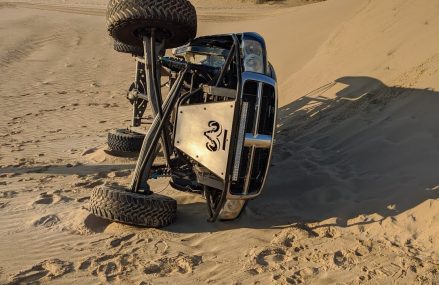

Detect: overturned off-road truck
[89, 0, 278, 227]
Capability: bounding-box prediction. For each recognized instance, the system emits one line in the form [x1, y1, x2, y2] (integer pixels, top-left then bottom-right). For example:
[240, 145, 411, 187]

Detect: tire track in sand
[4, 1, 275, 22]
[3, 2, 105, 16]
[0, 34, 62, 68]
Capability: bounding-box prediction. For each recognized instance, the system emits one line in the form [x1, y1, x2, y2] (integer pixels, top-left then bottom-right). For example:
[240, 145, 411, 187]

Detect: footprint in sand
[109, 233, 136, 248]
[271, 226, 315, 247]
[0, 201, 9, 209]
[33, 193, 73, 205]
[143, 253, 203, 276]
[281, 267, 320, 285]
[78, 257, 93, 271]
[314, 226, 342, 239]
[1, 191, 18, 198]
[333, 250, 347, 267]
[271, 230, 296, 248]
[81, 253, 139, 282]
[33, 214, 61, 228]
[355, 244, 371, 257]
[33, 193, 54, 205]
[8, 259, 74, 285]
[249, 247, 290, 273]
[254, 248, 288, 268]
[154, 240, 168, 255]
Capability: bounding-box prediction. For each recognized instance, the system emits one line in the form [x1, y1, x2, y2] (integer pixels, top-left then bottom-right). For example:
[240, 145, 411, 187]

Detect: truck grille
[230, 73, 277, 198]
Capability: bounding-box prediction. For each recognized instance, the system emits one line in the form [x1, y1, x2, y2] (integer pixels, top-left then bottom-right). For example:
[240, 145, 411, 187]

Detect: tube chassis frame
[126, 32, 277, 222]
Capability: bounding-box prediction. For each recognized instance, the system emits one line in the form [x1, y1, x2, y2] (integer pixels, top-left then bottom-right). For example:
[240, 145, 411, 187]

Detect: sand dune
[1, 0, 439, 284]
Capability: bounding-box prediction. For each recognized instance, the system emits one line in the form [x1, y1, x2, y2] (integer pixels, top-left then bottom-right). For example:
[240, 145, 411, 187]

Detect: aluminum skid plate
[175, 101, 235, 180]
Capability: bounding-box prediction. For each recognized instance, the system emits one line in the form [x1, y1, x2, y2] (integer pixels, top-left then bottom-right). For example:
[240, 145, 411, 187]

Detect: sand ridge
[1, 0, 439, 284]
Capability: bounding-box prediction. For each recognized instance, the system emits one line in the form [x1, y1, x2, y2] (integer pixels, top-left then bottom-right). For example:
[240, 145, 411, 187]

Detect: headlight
[242, 39, 264, 74]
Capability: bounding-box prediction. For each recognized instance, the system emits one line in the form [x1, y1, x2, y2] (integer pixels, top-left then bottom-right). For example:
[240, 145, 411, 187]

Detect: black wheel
[114, 40, 144, 56]
[90, 186, 177, 228]
[107, 0, 197, 49]
[108, 129, 145, 153]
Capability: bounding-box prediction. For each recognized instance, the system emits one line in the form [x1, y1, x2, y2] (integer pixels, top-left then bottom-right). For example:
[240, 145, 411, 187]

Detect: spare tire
[90, 186, 177, 227]
[107, 0, 197, 49]
[114, 40, 144, 56]
[108, 129, 145, 153]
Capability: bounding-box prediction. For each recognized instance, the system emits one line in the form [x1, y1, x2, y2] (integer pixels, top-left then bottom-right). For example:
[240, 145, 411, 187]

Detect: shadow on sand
[169, 76, 439, 233]
[0, 164, 135, 176]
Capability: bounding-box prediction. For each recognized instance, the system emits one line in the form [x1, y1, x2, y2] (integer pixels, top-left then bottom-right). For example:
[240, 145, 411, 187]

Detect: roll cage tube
[207, 34, 243, 222]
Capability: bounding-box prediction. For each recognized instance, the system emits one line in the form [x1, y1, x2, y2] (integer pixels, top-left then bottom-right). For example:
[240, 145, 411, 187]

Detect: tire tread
[108, 129, 145, 153]
[90, 186, 177, 228]
[107, 0, 197, 49]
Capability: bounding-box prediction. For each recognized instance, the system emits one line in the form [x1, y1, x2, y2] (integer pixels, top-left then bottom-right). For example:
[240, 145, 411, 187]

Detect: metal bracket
[202, 85, 236, 99]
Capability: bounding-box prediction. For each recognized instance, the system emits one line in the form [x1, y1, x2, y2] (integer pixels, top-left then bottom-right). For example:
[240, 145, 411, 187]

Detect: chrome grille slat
[243, 82, 263, 195]
[232, 102, 249, 181]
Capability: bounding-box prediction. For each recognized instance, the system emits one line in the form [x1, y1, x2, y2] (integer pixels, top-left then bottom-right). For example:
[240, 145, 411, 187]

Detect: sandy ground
[1, 0, 439, 284]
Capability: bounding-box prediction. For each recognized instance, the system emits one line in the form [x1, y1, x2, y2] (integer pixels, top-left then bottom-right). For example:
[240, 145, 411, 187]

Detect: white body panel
[175, 101, 235, 180]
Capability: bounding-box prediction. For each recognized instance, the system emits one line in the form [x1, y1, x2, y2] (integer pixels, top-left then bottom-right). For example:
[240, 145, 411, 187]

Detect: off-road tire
[90, 186, 177, 227]
[107, 0, 197, 49]
[108, 129, 145, 153]
[114, 40, 144, 56]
